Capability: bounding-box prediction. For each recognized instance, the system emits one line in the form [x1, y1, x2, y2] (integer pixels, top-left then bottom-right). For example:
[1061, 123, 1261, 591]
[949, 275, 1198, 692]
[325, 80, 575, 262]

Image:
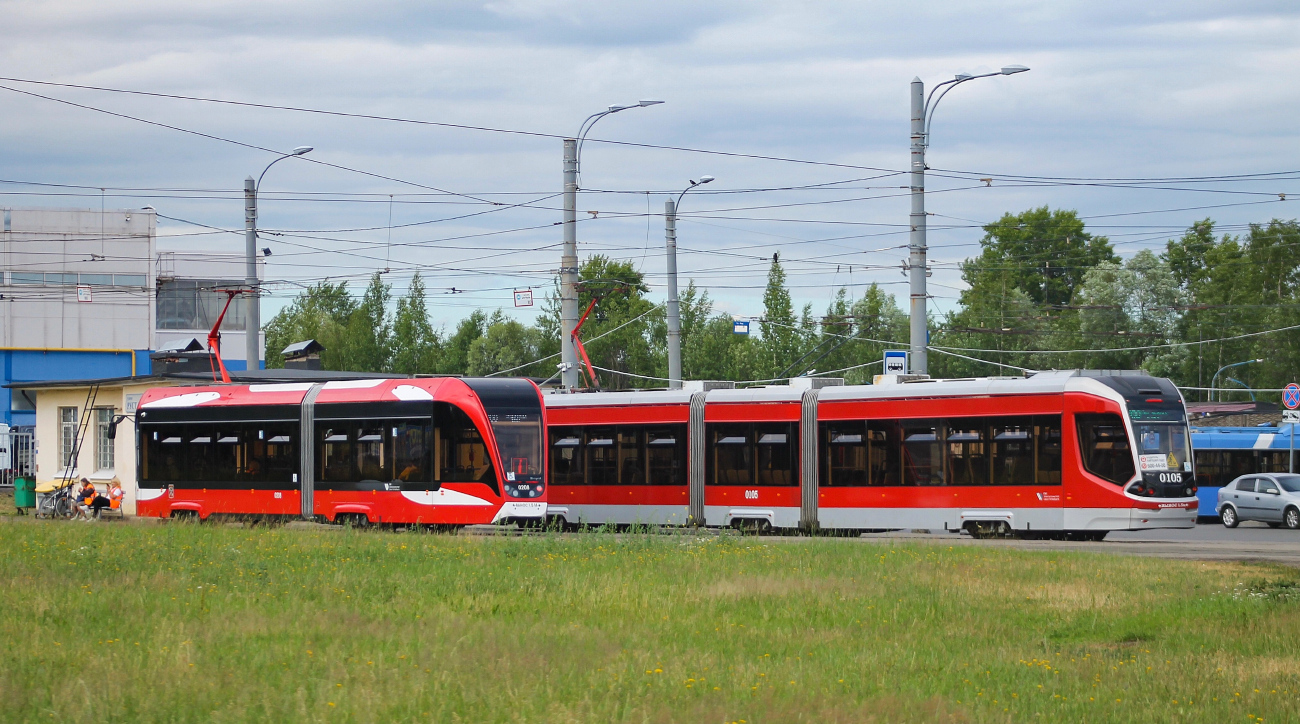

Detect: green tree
[335, 273, 392, 372]
[759, 255, 798, 378]
[961, 207, 1118, 308]
[466, 312, 548, 377]
[262, 281, 357, 370]
[390, 273, 441, 375]
[439, 310, 488, 375]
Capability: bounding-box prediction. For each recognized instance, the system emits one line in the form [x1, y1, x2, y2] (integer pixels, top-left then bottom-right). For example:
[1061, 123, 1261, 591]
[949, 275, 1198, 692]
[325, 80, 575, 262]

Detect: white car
[1217, 474, 1300, 529]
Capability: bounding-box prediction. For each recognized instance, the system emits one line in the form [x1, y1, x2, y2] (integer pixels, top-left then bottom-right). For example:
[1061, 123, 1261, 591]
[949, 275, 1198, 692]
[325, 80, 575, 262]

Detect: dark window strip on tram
[549, 424, 688, 486]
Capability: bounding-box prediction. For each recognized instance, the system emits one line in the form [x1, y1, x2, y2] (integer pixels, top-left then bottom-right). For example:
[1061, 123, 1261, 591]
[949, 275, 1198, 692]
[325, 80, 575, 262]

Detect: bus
[544, 370, 1197, 538]
[1190, 424, 1298, 519]
[135, 377, 545, 526]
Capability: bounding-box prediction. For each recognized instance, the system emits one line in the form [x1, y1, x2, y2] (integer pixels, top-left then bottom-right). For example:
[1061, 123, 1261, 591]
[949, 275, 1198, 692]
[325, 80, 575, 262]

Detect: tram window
[756, 424, 798, 487]
[1036, 417, 1063, 485]
[866, 422, 902, 486]
[646, 426, 687, 486]
[946, 423, 988, 486]
[902, 420, 943, 486]
[821, 422, 868, 487]
[550, 428, 583, 485]
[141, 422, 297, 486]
[991, 422, 1034, 485]
[393, 422, 431, 485]
[586, 429, 618, 486]
[436, 405, 496, 492]
[709, 424, 753, 486]
[618, 430, 645, 485]
[1076, 413, 1136, 485]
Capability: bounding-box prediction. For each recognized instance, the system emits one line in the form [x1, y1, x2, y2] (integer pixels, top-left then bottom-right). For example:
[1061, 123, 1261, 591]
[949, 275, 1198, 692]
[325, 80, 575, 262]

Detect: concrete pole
[908, 77, 928, 375]
[244, 176, 260, 371]
[665, 199, 682, 389]
[560, 139, 580, 389]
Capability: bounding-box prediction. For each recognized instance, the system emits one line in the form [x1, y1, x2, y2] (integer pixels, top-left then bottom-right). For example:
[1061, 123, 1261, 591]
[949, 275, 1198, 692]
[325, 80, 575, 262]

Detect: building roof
[4, 368, 407, 390]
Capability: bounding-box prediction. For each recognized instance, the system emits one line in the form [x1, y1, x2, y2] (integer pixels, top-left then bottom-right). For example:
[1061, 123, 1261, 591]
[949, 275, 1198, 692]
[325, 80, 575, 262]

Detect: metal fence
[0, 428, 35, 487]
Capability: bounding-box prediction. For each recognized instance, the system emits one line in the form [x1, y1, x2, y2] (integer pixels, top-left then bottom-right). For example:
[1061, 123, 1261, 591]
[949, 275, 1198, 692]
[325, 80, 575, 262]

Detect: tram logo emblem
[1036, 492, 1059, 502]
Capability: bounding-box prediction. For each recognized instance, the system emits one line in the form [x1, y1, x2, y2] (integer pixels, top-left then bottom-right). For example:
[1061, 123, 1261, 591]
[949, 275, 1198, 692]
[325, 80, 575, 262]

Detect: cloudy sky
[2, 0, 1298, 330]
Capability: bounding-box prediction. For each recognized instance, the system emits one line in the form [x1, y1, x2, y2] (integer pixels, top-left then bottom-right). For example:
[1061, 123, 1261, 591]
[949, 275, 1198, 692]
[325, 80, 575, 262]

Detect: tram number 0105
[744, 490, 759, 500]
[1156, 472, 1183, 484]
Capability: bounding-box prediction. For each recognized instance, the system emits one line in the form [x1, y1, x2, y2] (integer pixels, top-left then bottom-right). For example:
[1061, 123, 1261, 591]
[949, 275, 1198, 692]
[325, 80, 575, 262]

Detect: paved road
[859, 522, 1300, 568]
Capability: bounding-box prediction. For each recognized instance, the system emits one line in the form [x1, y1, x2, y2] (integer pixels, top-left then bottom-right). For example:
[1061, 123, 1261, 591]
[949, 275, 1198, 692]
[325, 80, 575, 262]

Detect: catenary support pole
[560, 139, 580, 389]
[665, 199, 682, 389]
[244, 176, 259, 371]
[908, 77, 928, 375]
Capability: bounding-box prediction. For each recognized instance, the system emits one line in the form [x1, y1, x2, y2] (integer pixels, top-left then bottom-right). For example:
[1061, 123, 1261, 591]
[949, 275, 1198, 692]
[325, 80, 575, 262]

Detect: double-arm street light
[908, 65, 1028, 375]
[664, 175, 715, 389]
[245, 145, 312, 370]
[1210, 358, 1263, 402]
[560, 101, 663, 389]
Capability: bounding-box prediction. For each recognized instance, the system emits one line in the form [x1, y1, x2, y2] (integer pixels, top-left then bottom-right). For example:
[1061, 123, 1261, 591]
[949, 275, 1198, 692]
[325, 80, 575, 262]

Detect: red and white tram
[544, 371, 1198, 538]
[135, 377, 546, 525]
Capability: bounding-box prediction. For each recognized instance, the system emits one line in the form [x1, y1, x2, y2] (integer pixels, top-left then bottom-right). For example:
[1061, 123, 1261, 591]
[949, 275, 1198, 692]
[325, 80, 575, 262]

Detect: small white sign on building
[1283, 409, 1300, 424]
[76, 285, 92, 303]
[513, 289, 534, 307]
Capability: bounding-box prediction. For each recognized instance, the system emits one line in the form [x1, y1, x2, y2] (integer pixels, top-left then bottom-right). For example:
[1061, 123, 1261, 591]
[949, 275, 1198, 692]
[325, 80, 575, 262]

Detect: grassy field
[1, 522, 1297, 724]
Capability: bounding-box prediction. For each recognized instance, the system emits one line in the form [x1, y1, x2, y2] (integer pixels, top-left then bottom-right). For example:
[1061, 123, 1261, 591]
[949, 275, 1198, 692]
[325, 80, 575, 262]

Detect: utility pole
[908, 77, 928, 375]
[664, 175, 714, 389]
[905, 65, 1028, 377]
[244, 176, 259, 372]
[560, 139, 580, 389]
[664, 198, 682, 389]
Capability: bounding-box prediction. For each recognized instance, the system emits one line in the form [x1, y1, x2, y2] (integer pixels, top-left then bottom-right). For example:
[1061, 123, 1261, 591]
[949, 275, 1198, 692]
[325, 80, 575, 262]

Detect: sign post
[1286, 383, 1300, 472]
[883, 350, 908, 375]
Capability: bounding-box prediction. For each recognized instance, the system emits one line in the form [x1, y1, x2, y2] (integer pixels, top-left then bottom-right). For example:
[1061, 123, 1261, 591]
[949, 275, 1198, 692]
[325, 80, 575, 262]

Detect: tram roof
[545, 370, 1165, 407]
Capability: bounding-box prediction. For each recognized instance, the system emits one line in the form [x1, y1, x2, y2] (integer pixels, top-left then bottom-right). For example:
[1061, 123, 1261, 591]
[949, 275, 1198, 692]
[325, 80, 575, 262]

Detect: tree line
[265, 207, 1300, 401]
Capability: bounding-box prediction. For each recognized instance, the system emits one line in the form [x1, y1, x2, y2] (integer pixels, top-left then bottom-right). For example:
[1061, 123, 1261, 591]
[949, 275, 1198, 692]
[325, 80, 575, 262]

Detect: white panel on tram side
[704, 505, 800, 529]
[543, 390, 696, 407]
[1063, 507, 1135, 531]
[1128, 506, 1197, 530]
[551, 504, 690, 527]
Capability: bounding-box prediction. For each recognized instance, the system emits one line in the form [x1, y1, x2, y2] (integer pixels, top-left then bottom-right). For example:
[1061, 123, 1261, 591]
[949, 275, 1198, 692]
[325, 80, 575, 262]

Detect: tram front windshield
[1129, 409, 1191, 472]
[463, 379, 544, 489]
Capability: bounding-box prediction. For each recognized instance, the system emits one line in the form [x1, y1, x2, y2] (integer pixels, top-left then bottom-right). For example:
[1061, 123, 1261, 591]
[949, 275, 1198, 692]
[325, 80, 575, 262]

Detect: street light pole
[907, 65, 1028, 375]
[1210, 358, 1263, 402]
[246, 145, 312, 372]
[559, 101, 663, 389]
[665, 175, 714, 389]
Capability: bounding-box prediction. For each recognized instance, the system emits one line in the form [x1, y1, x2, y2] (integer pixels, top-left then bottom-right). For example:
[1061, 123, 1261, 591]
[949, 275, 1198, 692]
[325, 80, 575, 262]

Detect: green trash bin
[14, 476, 35, 511]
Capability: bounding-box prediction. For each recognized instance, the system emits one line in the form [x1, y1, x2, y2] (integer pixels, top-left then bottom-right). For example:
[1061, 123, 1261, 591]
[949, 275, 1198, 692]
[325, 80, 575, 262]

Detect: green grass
[1, 522, 1298, 723]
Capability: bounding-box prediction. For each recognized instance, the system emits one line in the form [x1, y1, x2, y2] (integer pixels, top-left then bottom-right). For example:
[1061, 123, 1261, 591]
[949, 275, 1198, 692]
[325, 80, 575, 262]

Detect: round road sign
[1285, 383, 1300, 410]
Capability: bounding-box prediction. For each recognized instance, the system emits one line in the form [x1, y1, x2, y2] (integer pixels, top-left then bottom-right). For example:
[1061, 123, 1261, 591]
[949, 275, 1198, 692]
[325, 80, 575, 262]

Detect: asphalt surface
[860, 522, 1300, 568]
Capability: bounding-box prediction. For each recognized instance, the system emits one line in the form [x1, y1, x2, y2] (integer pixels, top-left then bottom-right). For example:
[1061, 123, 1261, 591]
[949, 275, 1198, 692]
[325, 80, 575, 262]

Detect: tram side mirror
[105, 414, 130, 440]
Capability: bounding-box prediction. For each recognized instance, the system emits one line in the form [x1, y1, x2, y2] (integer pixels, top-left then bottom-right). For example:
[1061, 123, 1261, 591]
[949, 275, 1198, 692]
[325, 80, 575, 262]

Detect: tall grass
[1, 522, 1297, 723]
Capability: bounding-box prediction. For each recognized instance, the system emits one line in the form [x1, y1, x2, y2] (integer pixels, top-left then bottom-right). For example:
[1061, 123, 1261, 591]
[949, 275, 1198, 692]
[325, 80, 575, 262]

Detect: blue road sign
[883, 350, 908, 375]
[733, 321, 750, 335]
[1285, 383, 1300, 410]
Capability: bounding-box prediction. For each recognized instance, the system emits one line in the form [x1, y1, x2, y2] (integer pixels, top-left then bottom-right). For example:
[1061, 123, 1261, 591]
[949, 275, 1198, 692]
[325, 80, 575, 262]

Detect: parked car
[1217, 474, 1300, 529]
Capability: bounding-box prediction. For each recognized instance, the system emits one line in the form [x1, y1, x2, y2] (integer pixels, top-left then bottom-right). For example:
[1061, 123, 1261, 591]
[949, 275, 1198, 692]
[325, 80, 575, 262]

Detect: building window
[156, 279, 247, 331]
[59, 407, 78, 472]
[95, 408, 116, 472]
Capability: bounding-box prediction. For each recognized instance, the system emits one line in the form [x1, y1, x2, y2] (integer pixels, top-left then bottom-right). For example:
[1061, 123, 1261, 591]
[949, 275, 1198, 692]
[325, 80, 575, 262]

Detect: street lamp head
[1255, 358, 1265, 363]
[141, 205, 155, 211]
[290, 146, 313, 156]
[954, 73, 973, 81]
[638, 99, 664, 107]
[1000, 65, 1030, 75]
[607, 104, 630, 112]
[698, 175, 715, 184]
